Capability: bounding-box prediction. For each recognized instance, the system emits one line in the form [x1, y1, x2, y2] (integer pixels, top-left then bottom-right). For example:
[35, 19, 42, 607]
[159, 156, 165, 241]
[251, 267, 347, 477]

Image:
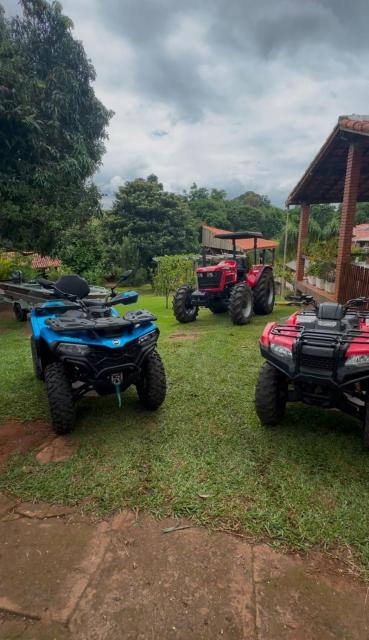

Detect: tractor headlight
[57, 343, 90, 356]
[270, 343, 293, 359]
[345, 354, 369, 367]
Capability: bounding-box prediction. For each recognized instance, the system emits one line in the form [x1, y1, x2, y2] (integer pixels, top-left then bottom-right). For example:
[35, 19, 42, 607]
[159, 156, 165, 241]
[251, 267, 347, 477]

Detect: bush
[152, 254, 196, 308]
[0, 258, 13, 281]
[0, 254, 37, 281]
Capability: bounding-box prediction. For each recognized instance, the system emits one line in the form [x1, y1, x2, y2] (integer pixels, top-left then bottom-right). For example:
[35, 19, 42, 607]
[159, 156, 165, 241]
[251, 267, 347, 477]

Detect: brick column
[295, 204, 310, 282]
[335, 143, 362, 301]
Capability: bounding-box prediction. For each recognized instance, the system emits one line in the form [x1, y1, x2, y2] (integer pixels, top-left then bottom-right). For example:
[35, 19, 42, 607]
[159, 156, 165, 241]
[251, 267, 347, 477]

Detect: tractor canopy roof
[213, 231, 263, 240]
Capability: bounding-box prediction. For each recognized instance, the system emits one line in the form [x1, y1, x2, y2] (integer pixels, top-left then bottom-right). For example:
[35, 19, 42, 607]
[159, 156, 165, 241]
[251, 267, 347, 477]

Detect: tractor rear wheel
[255, 362, 288, 425]
[253, 269, 275, 315]
[44, 362, 75, 434]
[208, 300, 228, 314]
[228, 283, 253, 325]
[136, 350, 166, 410]
[173, 285, 198, 323]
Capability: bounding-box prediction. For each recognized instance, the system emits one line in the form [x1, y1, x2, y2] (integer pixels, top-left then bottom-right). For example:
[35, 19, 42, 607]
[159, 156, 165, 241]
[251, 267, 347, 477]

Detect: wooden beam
[295, 204, 310, 282]
[335, 143, 363, 302]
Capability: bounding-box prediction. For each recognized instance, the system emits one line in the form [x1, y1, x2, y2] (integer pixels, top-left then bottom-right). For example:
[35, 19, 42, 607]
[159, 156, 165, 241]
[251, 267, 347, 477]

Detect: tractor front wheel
[253, 269, 275, 315]
[173, 285, 198, 323]
[136, 350, 167, 410]
[228, 283, 253, 325]
[44, 362, 75, 434]
[255, 362, 288, 425]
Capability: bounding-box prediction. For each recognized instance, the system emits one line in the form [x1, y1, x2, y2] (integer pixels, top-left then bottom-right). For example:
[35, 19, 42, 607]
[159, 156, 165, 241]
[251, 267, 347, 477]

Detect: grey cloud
[93, 0, 369, 122]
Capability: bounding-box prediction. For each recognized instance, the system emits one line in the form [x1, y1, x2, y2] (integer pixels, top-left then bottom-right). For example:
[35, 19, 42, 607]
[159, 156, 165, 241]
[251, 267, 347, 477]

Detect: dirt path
[0, 494, 368, 640]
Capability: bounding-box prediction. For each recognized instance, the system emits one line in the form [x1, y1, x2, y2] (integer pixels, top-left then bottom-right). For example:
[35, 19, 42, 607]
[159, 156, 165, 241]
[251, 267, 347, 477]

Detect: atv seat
[317, 302, 344, 321]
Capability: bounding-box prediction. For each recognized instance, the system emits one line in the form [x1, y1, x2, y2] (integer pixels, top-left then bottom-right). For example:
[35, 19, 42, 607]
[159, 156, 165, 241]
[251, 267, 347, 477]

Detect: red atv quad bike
[255, 294, 369, 448]
[173, 231, 275, 325]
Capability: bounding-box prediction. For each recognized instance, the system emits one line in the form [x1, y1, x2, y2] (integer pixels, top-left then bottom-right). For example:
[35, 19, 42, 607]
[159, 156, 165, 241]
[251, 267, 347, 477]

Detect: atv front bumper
[260, 342, 369, 389]
[52, 331, 159, 393]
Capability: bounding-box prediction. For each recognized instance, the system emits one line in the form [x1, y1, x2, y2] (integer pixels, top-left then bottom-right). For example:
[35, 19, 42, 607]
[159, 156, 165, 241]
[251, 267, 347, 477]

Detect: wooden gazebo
[287, 115, 369, 303]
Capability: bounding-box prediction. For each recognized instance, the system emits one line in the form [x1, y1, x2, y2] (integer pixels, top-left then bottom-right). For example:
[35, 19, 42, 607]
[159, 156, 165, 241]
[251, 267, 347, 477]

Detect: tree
[152, 254, 196, 308]
[226, 195, 285, 239]
[109, 175, 199, 267]
[185, 184, 228, 229]
[0, 0, 112, 252]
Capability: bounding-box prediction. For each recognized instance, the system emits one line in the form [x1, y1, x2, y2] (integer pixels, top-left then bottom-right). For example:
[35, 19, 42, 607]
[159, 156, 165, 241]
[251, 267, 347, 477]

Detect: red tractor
[173, 231, 275, 325]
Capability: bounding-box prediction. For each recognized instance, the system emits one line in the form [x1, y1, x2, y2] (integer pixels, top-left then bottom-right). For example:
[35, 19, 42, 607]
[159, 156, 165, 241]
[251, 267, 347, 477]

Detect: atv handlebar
[344, 297, 369, 311]
[285, 294, 369, 312]
[285, 294, 317, 308]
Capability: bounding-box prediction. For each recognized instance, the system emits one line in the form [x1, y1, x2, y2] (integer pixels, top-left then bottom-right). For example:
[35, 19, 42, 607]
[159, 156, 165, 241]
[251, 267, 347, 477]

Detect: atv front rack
[46, 310, 157, 337]
[271, 323, 369, 346]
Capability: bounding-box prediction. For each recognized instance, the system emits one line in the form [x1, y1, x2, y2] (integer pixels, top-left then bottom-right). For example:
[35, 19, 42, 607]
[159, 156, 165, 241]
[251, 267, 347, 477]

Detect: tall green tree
[0, 0, 112, 253]
[185, 184, 228, 228]
[109, 175, 198, 267]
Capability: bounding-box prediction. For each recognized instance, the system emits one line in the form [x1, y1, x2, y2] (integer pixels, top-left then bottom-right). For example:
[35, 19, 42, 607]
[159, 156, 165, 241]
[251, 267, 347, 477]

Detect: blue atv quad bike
[30, 273, 166, 434]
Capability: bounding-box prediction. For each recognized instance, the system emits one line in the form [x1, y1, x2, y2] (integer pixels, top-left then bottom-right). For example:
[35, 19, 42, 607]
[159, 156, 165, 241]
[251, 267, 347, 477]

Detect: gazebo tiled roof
[287, 115, 369, 206]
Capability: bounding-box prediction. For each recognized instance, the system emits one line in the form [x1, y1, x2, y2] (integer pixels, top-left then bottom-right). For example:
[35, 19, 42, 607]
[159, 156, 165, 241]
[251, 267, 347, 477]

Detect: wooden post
[295, 204, 310, 282]
[335, 143, 362, 302]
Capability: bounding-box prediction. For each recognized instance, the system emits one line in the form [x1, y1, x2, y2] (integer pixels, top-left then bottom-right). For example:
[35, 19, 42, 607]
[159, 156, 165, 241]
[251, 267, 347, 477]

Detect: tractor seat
[317, 302, 344, 320]
[236, 256, 248, 280]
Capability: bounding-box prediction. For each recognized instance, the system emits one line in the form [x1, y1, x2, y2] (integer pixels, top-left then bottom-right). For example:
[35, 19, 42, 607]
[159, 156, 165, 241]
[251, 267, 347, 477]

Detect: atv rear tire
[255, 362, 288, 425]
[253, 269, 275, 315]
[173, 285, 198, 323]
[137, 350, 166, 410]
[44, 362, 75, 434]
[208, 301, 228, 314]
[228, 283, 253, 325]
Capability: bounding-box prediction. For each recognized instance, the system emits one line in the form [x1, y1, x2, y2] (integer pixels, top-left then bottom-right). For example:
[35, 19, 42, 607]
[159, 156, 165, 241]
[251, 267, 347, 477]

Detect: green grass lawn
[1, 294, 369, 575]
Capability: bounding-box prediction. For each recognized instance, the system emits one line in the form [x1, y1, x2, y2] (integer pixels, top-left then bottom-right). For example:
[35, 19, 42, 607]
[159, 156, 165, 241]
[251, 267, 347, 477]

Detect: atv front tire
[173, 285, 198, 323]
[255, 362, 288, 425]
[228, 283, 253, 325]
[44, 362, 75, 434]
[136, 350, 166, 410]
[253, 269, 275, 315]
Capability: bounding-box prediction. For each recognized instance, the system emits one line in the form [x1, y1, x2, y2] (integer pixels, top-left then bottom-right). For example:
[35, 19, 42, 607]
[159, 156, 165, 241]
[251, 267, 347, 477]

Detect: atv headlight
[345, 354, 369, 367]
[138, 330, 157, 345]
[270, 343, 292, 359]
[57, 343, 90, 356]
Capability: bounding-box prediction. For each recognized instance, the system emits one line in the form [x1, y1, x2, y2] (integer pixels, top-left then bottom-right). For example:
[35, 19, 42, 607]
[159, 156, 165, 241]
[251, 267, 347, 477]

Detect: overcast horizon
[3, 0, 369, 207]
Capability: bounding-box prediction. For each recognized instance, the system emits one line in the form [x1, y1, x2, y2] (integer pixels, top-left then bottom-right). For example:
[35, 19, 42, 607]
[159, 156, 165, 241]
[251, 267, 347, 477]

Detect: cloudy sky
[3, 0, 369, 206]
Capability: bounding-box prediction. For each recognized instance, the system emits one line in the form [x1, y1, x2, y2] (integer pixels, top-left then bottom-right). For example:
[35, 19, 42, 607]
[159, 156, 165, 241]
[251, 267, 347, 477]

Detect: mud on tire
[228, 283, 253, 325]
[253, 268, 275, 315]
[136, 350, 166, 410]
[255, 362, 288, 426]
[173, 285, 198, 323]
[44, 362, 75, 434]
